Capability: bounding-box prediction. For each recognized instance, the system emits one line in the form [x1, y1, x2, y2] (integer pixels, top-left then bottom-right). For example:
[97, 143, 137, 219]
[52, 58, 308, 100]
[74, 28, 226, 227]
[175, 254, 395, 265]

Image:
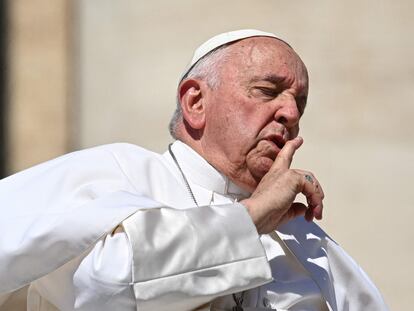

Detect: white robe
[0, 141, 388, 311]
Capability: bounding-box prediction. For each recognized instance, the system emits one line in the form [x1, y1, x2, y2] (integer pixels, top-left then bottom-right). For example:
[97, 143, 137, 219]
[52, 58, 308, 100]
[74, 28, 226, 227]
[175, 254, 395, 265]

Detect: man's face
[201, 37, 309, 192]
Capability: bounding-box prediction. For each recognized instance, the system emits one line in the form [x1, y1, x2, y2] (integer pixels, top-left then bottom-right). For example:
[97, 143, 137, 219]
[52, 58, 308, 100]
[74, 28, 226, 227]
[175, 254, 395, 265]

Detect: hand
[241, 137, 324, 235]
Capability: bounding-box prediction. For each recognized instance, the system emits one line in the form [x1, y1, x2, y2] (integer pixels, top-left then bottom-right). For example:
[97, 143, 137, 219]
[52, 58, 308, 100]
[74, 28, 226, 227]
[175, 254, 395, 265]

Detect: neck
[168, 141, 251, 199]
[176, 136, 257, 193]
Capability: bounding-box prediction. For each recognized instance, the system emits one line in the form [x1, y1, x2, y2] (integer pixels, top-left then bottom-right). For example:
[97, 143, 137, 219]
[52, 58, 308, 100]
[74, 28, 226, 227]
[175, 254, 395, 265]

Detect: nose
[273, 92, 300, 128]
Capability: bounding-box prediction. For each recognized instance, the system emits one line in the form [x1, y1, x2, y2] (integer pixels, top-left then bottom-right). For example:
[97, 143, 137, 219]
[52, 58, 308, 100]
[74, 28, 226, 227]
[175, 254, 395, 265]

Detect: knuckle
[286, 169, 300, 180]
[289, 169, 300, 178]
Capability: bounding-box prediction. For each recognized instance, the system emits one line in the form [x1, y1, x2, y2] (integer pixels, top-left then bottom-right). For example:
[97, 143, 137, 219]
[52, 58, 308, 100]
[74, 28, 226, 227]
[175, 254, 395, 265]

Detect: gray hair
[168, 44, 230, 139]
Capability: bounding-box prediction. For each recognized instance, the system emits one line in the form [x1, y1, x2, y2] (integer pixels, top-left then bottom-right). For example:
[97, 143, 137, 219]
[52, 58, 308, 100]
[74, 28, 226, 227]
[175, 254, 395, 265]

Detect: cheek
[206, 93, 268, 149]
[211, 101, 253, 136]
[205, 106, 246, 150]
[228, 113, 261, 146]
[230, 99, 268, 133]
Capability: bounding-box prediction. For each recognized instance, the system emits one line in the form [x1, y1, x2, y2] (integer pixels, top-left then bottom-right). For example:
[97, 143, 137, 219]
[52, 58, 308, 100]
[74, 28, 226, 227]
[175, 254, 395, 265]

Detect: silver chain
[168, 143, 199, 207]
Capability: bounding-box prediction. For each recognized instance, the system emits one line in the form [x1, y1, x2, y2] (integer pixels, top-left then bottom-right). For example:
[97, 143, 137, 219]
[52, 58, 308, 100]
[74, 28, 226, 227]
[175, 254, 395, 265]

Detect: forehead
[222, 37, 308, 89]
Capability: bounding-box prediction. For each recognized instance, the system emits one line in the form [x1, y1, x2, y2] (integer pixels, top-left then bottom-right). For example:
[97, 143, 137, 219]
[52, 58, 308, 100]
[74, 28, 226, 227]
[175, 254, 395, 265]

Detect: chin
[249, 157, 273, 180]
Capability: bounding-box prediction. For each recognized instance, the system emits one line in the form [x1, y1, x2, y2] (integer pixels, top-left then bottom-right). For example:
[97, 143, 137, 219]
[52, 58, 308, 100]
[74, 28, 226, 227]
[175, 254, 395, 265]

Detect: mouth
[263, 134, 286, 150]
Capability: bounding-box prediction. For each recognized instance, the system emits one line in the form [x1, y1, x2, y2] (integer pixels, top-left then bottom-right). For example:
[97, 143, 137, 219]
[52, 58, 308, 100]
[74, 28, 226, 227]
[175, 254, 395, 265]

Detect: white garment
[0, 141, 388, 311]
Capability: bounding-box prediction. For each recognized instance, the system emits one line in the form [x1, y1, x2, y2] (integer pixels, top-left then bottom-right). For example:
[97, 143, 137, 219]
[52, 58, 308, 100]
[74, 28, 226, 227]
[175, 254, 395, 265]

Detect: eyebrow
[251, 74, 286, 84]
[250, 74, 308, 99]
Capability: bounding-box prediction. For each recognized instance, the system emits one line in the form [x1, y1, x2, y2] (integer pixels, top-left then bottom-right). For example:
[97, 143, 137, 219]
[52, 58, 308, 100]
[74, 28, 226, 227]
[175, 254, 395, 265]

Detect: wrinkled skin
[178, 37, 324, 233]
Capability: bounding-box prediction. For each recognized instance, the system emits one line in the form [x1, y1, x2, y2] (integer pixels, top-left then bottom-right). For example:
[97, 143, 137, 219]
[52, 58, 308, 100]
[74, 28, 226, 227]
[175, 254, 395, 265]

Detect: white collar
[165, 141, 250, 200]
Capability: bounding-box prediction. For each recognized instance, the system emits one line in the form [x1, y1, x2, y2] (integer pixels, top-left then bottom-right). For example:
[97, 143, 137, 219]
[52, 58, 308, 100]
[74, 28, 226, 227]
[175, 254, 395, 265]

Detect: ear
[178, 79, 206, 130]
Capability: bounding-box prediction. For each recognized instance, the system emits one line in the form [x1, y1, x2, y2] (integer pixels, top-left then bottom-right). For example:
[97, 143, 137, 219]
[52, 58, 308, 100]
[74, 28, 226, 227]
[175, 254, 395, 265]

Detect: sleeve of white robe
[0, 145, 143, 294]
[29, 229, 136, 311]
[30, 204, 270, 311]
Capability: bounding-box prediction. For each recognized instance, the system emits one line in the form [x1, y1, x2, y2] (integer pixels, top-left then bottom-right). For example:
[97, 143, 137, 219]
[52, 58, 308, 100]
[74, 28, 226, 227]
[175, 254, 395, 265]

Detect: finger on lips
[273, 136, 303, 169]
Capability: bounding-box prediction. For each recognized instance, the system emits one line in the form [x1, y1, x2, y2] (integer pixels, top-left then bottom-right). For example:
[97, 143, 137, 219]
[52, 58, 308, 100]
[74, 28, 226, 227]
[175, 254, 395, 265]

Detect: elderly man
[0, 30, 387, 311]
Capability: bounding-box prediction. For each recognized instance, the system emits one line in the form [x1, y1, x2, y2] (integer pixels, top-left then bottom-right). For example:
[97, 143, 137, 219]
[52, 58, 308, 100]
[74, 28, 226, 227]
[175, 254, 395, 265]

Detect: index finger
[271, 137, 303, 170]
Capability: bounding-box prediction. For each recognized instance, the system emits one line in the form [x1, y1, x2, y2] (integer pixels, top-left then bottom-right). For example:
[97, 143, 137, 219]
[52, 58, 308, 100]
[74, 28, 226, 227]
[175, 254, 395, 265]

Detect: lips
[263, 134, 286, 150]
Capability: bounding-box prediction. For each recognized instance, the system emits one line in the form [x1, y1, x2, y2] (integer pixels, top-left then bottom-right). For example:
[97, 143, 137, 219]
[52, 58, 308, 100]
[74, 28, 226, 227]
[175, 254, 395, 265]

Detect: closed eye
[254, 87, 280, 98]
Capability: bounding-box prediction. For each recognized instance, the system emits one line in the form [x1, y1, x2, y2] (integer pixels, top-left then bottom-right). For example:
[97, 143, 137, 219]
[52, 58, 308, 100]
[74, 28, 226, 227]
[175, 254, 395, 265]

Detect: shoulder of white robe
[0, 143, 164, 293]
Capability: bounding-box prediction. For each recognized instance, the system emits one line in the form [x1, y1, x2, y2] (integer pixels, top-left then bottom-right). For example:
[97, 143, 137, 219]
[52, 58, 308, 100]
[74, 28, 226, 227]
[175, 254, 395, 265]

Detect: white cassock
[0, 141, 388, 311]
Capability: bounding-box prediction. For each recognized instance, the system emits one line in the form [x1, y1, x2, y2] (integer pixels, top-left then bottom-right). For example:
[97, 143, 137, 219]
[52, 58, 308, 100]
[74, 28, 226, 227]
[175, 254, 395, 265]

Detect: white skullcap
[180, 29, 287, 81]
